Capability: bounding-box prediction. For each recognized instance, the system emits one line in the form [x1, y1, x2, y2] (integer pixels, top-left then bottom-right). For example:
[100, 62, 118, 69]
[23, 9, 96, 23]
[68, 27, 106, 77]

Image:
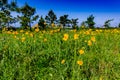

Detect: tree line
[0, 0, 120, 31]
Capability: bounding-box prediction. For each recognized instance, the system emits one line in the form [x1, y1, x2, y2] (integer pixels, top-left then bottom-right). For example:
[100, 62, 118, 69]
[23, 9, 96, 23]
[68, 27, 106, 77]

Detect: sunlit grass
[0, 28, 120, 79]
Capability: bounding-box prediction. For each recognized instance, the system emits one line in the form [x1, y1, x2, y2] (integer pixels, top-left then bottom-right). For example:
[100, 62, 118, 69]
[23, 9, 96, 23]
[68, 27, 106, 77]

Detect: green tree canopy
[0, 0, 18, 28]
[70, 18, 78, 29]
[38, 16, 46, 29]
[45, 10, 57, 25]
[104, 19, 113, 28]
[86, 15, 95, 28]
[18, 3, 39, 30]
[59, 14, 70, 28]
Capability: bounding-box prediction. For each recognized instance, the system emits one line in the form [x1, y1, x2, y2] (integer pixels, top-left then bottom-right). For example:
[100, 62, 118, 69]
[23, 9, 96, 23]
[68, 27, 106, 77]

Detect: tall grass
[0, 28, 120, 80]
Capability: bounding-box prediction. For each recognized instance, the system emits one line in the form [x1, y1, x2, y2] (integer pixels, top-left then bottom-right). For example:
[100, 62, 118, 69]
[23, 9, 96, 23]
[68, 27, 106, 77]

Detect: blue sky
[10, 0, 120, 27]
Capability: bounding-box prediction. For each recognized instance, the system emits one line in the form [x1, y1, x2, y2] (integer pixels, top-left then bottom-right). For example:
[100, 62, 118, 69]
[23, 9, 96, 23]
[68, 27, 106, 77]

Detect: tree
[118, 23, 120, 28]
[86, 15, 95, 28]
[80, 21, 87, 28]
[0, 0, 8, 9]
[10, 0, 18, 11]
[0, 0, 9, 28]
[45, 10, 57, 26]
[59, 14, 70, 28]
[0, 6, 13, 28]
[38, 16, 46, 29]
[18, 3, 39, 30]
[0, 0, 18, 28]
[70, 18, 78, 29]
[104, 19, 113, 28]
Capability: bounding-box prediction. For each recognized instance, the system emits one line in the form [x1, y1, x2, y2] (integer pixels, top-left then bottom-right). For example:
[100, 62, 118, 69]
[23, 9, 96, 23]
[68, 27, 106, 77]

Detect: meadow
[0, 28, 120, 80]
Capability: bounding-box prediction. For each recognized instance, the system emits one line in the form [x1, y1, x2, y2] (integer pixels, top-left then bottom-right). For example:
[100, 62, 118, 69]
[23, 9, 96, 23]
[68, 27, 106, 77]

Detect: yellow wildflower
[53, 30, 57, 33]
[44, 38, 47, 42]
[13, 31, 18, 35]
[63, 33, 69, 41]
[50, 30, 54, 34]
[61, 59, 65, 64]
[77, 60, 83, 66]
[88, 40, 92, 46]
[21, 37, 26, 42]
[100, 76, 103, 80]
[91, 36, 96, 42]
[14, 36, 17, 39]
[74, 34, 79, 40]
[30, 33, 33, 37]
[57, 28, 60, 32]
[20, 30, 24, 33]
[73, 29, 76, 32]
[79, 49, 84, 55]
[42, 30, 46, 33]
[7, 31, 11, 34]
[25, 32, 29, 35]
[85, 31, 90, 35]
[35, 28, 39, 32]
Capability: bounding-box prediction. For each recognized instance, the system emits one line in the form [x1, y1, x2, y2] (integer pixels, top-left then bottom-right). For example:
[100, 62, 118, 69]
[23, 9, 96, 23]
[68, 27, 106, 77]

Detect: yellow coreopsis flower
[74, 34, 79, 40]
[30, 33, 33, 37]
[42, 30, 46, 33]
[44, 38, 47, 42]
[20, 30, 24, 33]
[14, 35, 17, 39]
[25, 32, 29, 35]
[100, 76, 103, 80]
[50, 30, 53, 34]
[7, 31, 11, 34]
[35, 28, 39, 32]
[79, 49, 84, 55]
[77, 60, 83, 66]
[85, 31, 90, 35]
[21, 37, 26, 42]
[63, 33, 69, 41]
[13, 31, 18, 35]
[91, 36, 96, 42]
[61, 59, 65, 64]
[57, 28, 60, 32]
[88, 40, 92, 46]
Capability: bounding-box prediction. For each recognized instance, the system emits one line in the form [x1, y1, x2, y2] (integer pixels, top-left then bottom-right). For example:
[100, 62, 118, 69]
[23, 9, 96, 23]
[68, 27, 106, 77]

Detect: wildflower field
[0, 28, 120, 80]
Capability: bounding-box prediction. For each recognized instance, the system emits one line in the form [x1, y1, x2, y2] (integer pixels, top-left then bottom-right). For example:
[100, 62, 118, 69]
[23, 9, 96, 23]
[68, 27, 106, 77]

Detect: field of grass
[0, 28, 120, 80]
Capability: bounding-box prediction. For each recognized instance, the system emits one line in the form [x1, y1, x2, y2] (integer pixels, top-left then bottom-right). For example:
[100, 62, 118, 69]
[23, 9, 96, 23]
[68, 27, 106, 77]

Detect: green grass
[0, 28, 120, 80]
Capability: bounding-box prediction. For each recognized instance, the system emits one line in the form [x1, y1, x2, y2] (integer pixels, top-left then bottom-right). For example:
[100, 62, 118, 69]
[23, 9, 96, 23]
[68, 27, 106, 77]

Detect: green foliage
[0, 0, 8, 8]
[45, 10, 57, 25]
[0, 0, 18, 28]
[70, 18, 78, 29]
[80, 21, 87, 29]
[38, 16, 46, 29]
[86, 15, 95, 28]
[104, 19, 114, 28]
[0, 9, 13, 27]
[1, 29, 120, 79]
[118, 23, 120, 28]
[59, 14, 70, 28]
[18, 3, 39, 30]
[9, 0, 18, 11]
